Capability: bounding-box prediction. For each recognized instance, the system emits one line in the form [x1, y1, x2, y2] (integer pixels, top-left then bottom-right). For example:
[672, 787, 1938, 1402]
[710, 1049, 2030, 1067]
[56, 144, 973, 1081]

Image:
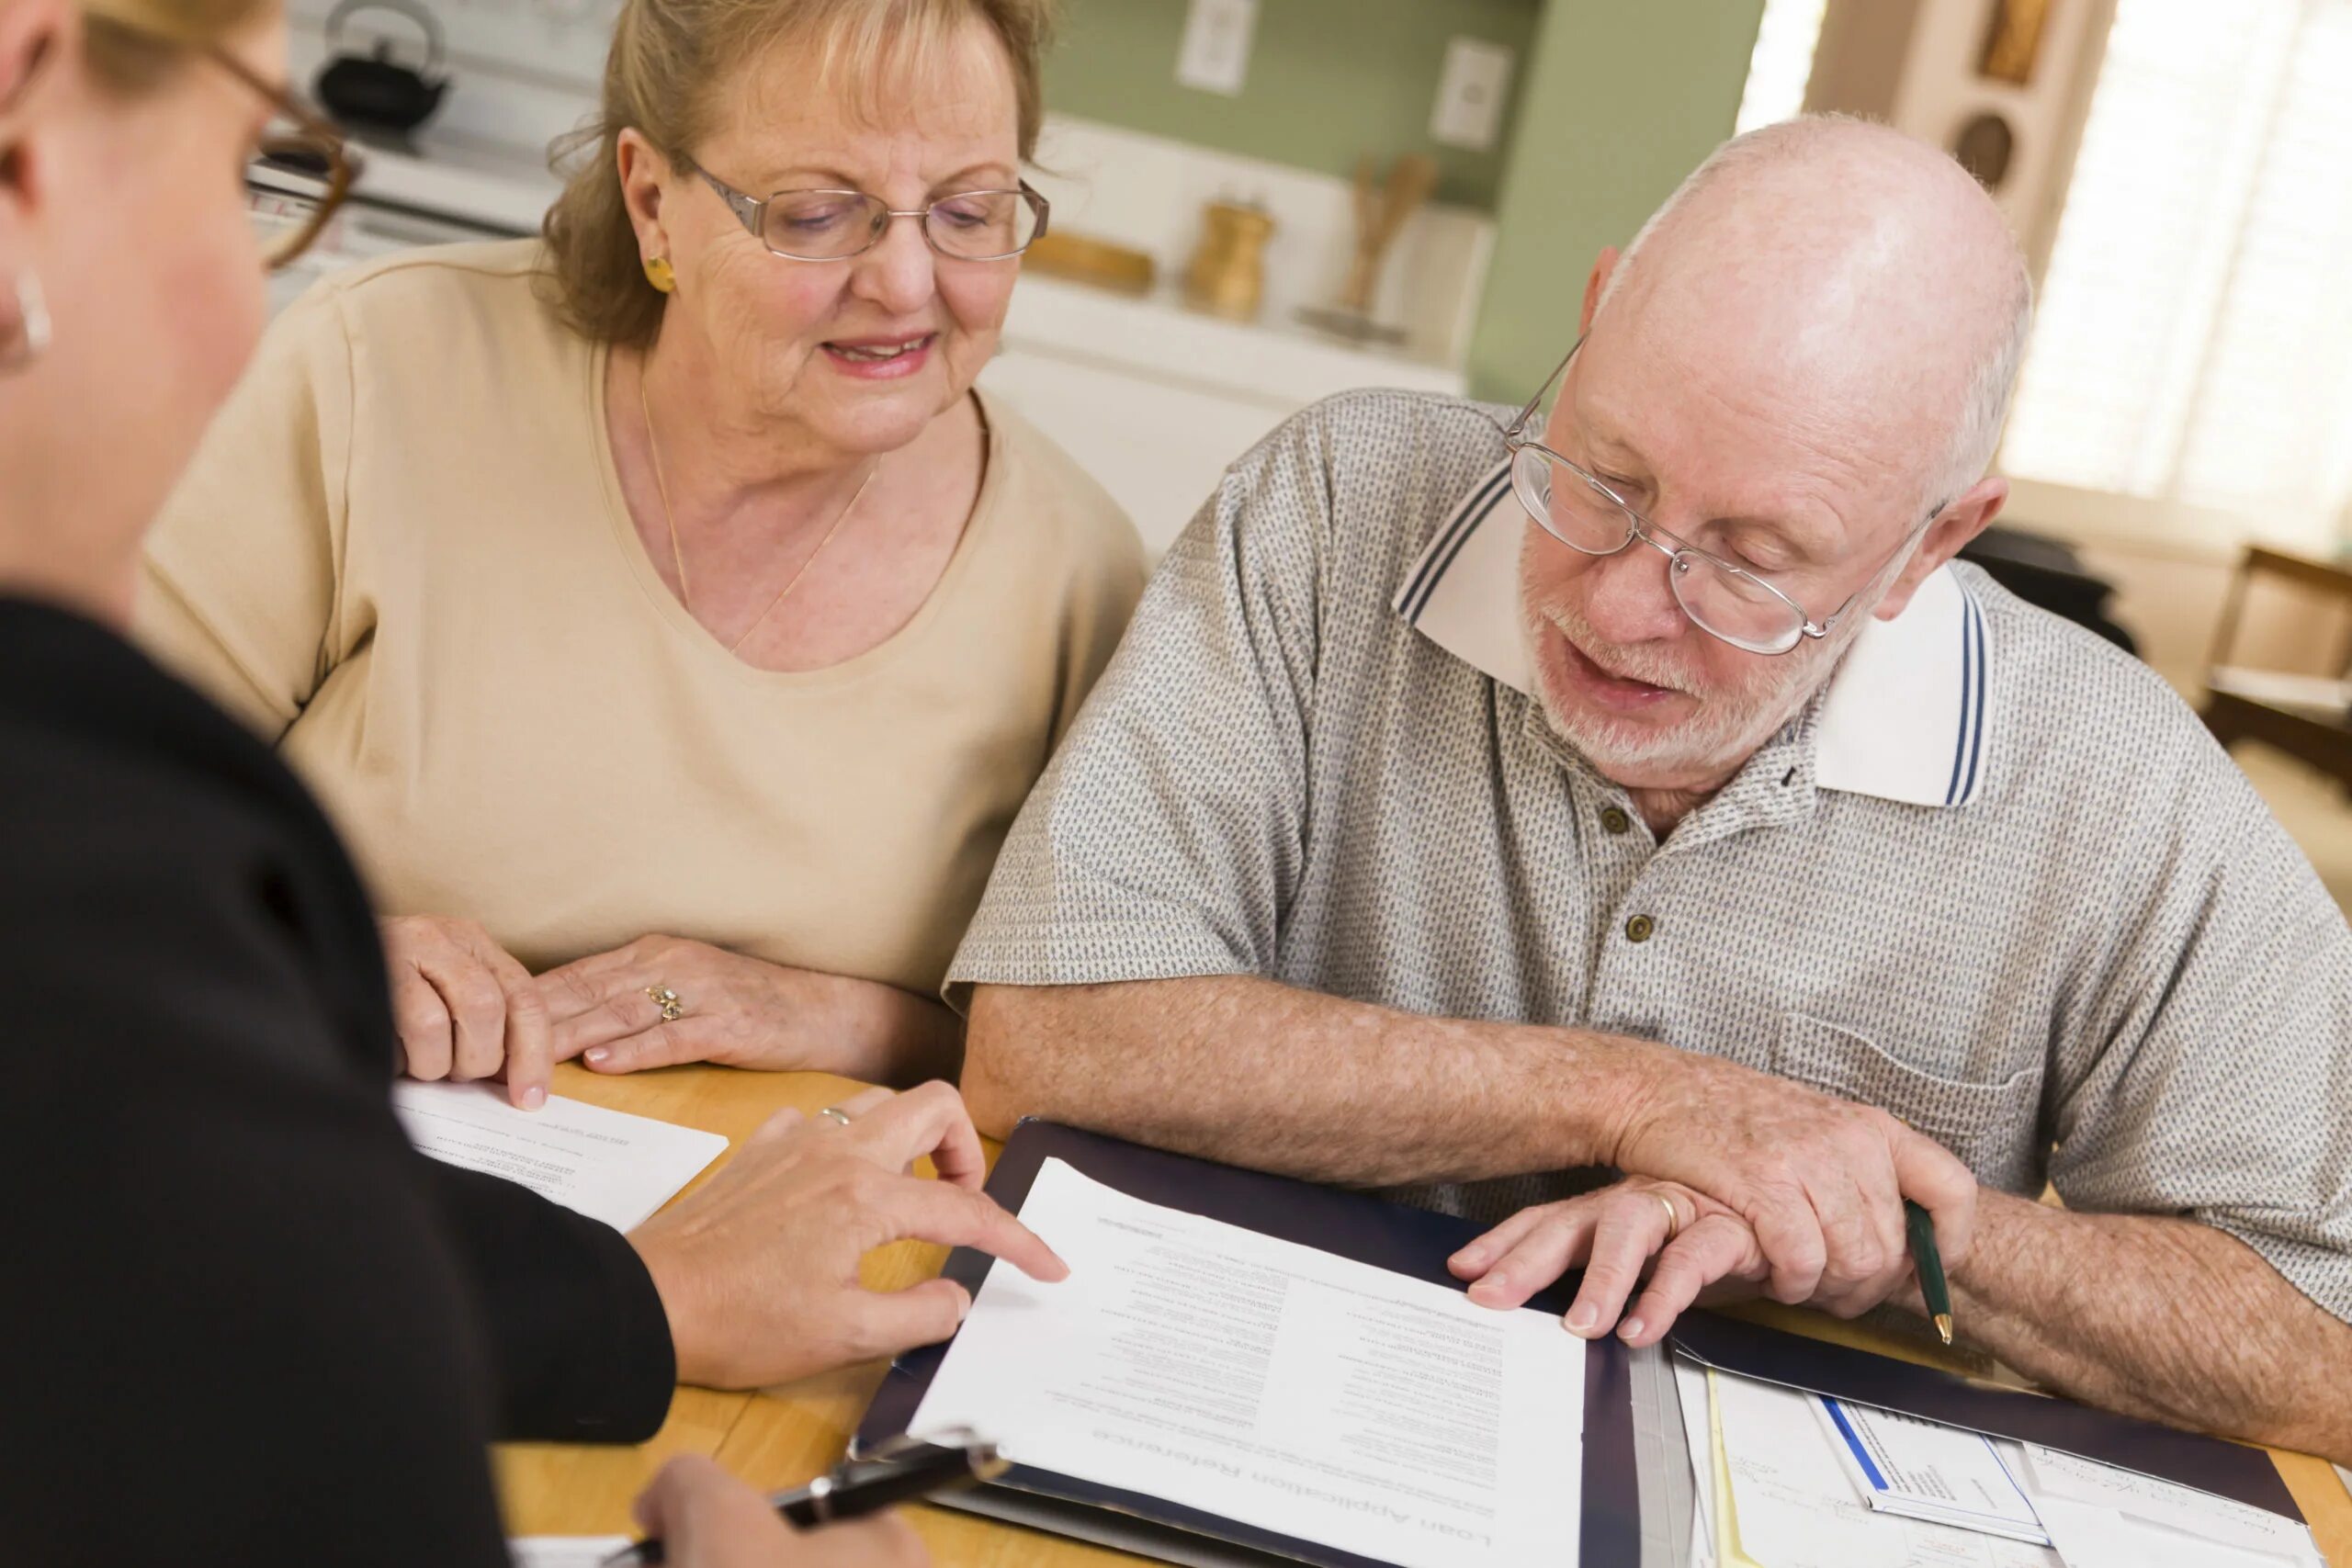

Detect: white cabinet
[983, 275, 1468, 556]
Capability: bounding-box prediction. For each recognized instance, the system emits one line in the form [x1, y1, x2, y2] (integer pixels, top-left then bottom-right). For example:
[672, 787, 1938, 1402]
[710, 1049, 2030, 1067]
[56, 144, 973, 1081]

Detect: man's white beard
[1520, 596, 1857, 783]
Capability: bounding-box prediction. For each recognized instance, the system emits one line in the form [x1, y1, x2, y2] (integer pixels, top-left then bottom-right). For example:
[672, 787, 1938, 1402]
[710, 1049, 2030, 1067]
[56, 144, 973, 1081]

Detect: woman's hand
[1447, 1178, 1773, 1348]
[380, 915, 551, 1109]
[633, 1455, 928, 1568]
[539, 936, 956, 1083]
[628, 1080, 1068, 1390]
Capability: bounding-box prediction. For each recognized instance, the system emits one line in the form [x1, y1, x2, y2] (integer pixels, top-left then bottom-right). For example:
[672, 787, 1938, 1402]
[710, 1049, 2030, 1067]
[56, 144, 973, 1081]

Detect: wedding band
[1655, 1192, 1682, 1242]
[643, 985, 685, 1022]
[818, 1106, 854, 1127]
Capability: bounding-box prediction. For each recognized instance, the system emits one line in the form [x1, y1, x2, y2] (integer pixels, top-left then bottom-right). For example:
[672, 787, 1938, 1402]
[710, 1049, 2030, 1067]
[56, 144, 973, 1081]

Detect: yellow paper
[1709, 1369, 1770, 1568]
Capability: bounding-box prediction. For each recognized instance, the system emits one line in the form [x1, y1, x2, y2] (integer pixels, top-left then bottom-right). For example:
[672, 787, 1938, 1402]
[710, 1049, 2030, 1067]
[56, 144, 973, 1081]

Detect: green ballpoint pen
[1905, 1199, 1954, 1346]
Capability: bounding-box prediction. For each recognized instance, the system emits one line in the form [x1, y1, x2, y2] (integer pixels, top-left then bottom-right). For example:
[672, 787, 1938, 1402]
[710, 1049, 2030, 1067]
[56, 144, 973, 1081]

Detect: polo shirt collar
[1394, 461, 1992, 808]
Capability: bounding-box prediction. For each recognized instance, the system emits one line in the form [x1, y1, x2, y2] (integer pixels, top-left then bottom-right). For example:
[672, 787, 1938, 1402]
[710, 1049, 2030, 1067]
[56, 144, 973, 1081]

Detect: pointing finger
[881, 1175, 1068, 1283]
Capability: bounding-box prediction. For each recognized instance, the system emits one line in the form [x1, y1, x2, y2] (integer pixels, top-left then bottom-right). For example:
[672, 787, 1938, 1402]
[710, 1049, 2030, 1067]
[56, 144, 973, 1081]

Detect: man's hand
[628, 1081, 1069, 1389]
[1449, 1178, 1770, 1346]
[1603, 1043, 1977, 1314]
[632, 1456, 928, 1567]
[380, 915, 551, 1110]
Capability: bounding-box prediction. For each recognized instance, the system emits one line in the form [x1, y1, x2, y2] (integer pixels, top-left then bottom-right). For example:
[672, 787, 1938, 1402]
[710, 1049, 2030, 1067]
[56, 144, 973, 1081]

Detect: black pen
[600, 1434, 1009, 1565]
[1905, 1199, 1955, 1346]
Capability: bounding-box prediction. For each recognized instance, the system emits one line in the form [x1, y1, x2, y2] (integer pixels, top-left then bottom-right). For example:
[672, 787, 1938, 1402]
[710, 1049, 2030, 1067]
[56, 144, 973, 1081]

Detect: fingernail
[1452, 1245, 1485, 1268]
[520, 1086, 547, 1110]
[1566, 1303, 1598, 1334]
[1620, 1316, 1645, 1341]
[583, 1047, 608, 1067]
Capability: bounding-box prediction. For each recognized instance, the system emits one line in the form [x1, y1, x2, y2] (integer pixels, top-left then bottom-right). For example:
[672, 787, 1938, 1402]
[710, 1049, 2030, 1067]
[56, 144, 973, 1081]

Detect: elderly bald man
[951, 118, 2352, 1460]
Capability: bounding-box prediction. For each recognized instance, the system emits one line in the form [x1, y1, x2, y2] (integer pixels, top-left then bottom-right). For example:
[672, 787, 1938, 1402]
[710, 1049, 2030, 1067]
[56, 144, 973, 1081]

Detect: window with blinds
[2000, 0, 2352, 547]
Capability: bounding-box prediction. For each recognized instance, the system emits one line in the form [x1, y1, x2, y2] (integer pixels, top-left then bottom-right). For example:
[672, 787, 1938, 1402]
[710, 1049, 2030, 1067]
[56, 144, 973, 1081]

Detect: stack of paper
[2023, 1447, 2329, 1568]
[392, 1080, 728, 1232]
[907, 1157, 1589, 1568]
[1668, 1357, 2327, 1568]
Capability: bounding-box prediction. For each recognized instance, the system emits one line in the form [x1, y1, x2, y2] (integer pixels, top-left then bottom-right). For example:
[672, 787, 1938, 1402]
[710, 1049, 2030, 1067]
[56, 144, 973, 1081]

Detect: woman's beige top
[139, 240, 1145, 994]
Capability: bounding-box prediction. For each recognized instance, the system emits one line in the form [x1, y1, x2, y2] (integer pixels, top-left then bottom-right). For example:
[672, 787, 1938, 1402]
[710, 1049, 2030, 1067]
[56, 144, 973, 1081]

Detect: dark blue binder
[854, 1121, 2310, 1563]
[854, 1121, 1645, 1567]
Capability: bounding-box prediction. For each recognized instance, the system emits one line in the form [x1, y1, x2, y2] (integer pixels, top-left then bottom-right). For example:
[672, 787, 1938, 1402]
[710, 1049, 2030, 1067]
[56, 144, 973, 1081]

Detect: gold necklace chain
[637, 360, 881, 655]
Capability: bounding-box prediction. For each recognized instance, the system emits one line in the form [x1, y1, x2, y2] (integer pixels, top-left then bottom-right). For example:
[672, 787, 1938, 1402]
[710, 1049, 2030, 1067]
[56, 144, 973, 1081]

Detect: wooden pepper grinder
[1184, 197, 1276, 321]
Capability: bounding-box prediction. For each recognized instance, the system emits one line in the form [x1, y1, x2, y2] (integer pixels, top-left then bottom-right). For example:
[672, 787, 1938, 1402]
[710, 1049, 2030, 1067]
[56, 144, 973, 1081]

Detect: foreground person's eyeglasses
[212, 48, 356, 271]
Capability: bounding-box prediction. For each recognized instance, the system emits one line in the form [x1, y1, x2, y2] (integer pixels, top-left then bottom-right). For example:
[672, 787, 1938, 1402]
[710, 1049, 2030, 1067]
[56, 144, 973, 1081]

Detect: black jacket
[0, 598, 674, 1565]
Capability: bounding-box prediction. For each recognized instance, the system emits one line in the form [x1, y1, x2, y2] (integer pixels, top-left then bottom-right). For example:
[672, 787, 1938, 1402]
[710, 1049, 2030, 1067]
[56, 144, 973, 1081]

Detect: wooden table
[498, 1064, 2352, 1565]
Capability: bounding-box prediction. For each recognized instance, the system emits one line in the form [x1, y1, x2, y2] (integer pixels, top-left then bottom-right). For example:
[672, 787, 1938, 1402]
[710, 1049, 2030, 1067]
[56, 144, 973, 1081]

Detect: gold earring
[0, 268, 51, 374]
[643, 256, 676, 294]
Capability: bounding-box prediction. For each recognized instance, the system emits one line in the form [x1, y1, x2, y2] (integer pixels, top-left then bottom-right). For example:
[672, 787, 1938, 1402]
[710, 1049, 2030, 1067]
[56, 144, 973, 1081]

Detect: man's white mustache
[1533, 606, 1699, 697]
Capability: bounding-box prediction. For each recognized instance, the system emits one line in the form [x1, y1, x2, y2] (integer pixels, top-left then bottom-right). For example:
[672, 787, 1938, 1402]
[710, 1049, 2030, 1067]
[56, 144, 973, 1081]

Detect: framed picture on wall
[1979, 0, 2056, 85]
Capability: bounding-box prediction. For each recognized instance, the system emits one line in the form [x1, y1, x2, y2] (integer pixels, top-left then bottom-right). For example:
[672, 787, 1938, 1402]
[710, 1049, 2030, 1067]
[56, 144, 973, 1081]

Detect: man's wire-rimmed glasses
[691, 163, 1049, 263]
[1503, 337, 1943, 657]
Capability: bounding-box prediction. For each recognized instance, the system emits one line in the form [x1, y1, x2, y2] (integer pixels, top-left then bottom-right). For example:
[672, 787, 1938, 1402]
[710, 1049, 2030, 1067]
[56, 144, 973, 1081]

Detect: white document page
[908, 1158, 1586, 1568]
[392, 1081, 727, 1232]
[2023, 1446, 2323, 1568]
[1815, 1396, 2048, 1543]
[1713, 1372, 2060, 1568]
[505, 1538, 632, 1567]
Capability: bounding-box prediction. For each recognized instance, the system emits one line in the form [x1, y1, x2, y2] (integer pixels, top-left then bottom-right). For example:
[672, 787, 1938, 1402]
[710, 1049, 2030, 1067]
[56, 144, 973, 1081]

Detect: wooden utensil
[1338, 152, 1438, 315]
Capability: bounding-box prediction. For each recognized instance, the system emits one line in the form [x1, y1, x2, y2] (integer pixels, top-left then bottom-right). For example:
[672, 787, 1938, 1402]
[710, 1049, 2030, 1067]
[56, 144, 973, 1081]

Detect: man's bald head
[1595, 116, 2032, 514]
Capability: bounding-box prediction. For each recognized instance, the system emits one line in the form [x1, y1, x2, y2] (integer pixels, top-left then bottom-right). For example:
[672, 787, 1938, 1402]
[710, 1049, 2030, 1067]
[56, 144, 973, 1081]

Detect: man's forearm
[1933, 1189, 2352, 1463]
[964, 977, 1645, 1187]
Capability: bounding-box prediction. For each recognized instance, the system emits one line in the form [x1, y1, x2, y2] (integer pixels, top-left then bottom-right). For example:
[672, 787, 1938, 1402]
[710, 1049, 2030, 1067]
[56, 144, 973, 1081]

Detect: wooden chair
[2202, 545, 2352, 787]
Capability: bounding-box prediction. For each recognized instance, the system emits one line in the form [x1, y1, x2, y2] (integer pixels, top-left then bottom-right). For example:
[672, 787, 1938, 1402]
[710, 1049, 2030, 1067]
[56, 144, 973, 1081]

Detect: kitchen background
[270, 0, 2352, 899]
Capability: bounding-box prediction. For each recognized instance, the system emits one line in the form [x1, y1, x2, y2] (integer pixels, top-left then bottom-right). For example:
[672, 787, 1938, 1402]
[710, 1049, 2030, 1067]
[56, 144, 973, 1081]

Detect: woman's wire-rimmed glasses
[689, 162, 1050, 263]
[1503, 337, 1944, 657]
[212, 47, 356, 271]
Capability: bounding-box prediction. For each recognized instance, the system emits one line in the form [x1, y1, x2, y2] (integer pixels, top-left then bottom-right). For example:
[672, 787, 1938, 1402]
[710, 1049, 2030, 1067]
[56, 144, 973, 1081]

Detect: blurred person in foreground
[0, 0, 1060, 1559]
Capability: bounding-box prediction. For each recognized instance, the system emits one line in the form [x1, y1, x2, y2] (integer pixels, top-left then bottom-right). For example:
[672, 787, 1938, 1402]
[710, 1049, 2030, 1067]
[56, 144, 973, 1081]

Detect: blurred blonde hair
[542, 0, 1055, 348]
[74, 0, 277, 91]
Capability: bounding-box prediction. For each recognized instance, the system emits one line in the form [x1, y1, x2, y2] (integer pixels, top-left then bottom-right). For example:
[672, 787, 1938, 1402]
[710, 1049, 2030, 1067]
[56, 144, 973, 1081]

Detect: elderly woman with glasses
[140, 0, 1143, 1109]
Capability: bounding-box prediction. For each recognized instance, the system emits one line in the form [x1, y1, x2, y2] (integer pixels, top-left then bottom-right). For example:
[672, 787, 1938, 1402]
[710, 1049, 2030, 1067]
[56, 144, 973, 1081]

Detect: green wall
[1465, 0, 1765, 400]
[1044, 0, 1541, 209]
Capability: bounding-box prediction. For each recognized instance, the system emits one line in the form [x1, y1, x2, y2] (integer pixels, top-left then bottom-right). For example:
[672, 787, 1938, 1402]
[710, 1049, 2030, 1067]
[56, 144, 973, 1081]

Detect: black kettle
[314, 0, 449, 137]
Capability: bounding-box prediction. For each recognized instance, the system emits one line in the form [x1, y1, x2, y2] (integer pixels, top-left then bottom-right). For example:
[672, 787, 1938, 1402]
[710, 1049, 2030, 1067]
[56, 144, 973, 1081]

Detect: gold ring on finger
[1655, 1192, 1682, 1242]
[643, 984, 685, 1022]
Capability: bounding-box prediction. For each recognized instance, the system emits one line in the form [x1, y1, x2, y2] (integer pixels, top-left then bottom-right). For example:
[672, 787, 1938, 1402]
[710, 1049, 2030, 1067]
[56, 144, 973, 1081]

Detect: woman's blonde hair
[542, 0, 1055, 348]
[74, 0, 277, 92]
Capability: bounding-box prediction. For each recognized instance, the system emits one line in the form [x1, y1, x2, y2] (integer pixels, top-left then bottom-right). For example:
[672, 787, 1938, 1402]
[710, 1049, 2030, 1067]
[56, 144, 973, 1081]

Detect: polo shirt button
[1626, 914, 1656, 942]
[1600, 807, 1632, 835]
